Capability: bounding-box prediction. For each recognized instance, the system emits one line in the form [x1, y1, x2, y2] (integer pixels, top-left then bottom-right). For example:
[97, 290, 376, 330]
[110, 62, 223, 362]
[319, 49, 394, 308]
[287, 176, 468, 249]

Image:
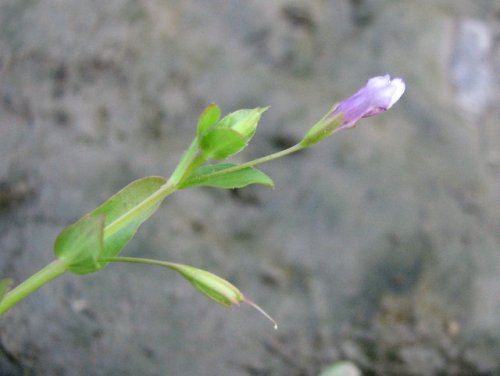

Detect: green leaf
[180, 163, 274, 189]
[199, 128, 247, 160]
[54, 176, 167, 274]
[196, 103, 221, 137]
[54, 215, 105, 274]
[0, 279, 12, 302]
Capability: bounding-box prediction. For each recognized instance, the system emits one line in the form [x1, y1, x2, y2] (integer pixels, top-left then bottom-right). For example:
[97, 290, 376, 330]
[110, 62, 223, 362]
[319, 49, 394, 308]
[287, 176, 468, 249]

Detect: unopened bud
[301, 75, 405, 146]
[173, 263, 278, 329]
[217, 107, 268, 142]
[175, 264, 244, 306]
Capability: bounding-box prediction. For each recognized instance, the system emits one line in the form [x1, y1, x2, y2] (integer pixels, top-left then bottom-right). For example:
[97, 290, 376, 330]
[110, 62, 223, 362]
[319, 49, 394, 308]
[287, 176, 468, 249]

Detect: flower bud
[173, 263, 278, 329]
[301, 75, 405, 146]
[217, 107, 269, 142]
[174, 264, 244, 306]
[333, 75, 405, 131]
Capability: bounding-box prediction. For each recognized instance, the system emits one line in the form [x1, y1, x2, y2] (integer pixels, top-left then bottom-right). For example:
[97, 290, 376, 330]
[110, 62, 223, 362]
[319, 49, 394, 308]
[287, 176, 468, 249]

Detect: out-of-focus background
[1, 1, 499, 375]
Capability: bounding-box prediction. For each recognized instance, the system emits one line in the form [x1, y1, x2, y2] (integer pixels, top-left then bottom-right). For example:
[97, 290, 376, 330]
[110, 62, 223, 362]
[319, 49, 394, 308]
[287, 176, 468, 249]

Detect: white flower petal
[387, 78, 406, 108]
[366, 75, 391, 88]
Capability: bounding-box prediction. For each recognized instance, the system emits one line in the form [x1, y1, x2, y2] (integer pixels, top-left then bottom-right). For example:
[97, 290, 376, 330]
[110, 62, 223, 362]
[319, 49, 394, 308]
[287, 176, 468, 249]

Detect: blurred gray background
[1, 0, 499, 375]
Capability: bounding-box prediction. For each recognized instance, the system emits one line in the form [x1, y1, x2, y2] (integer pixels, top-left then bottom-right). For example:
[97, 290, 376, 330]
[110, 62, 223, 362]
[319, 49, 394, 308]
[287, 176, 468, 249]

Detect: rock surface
[1, 0, 499, 375]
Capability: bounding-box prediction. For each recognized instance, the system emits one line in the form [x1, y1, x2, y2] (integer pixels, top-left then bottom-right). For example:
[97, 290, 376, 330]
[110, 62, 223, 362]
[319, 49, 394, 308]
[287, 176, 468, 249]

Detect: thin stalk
[168, 138, 203, 187]
[100, 256, 184, 271]
[101, 256, 278, 329]
[183, 143, 305, 186]
[0, 259, 68, 316]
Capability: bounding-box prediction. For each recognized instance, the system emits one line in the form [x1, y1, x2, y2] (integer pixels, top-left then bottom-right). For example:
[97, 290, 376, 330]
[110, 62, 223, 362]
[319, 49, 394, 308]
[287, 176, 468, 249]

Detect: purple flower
[333, 75, 406, 131]
[301, 75, 405, 147]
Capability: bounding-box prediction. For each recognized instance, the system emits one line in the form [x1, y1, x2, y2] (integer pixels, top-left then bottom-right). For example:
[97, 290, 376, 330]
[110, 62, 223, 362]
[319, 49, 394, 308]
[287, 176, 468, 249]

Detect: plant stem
[168, 138, 203, 187]
[0, 139, 303, 317]
[182, 142, 305, 186]
[239, 143, 305, 169]
[0, 259, 68, 316]
[100, 256, 183, 272]
[102, 256, 278, 329]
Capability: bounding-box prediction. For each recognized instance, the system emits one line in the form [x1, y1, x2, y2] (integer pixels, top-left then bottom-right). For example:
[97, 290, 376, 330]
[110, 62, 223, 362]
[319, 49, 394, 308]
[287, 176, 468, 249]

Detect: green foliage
[54, 215, 105, 274]
[54, 176, 167, 274]
[199, 128, 247, 160]
[196, 103, 221, 137]
[180, 163, 274, 189]
[0, 76, 406, 319]
[197, 107, 268, 160]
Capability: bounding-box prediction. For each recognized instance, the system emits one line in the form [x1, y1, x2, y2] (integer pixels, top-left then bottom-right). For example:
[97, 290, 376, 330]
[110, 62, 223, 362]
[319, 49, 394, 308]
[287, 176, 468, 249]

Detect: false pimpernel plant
[0, 75, 405, 328]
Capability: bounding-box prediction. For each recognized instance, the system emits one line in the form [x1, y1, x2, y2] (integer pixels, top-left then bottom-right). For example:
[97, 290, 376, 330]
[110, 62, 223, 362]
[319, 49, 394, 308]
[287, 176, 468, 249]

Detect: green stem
[168, 138, 203, 187]
[100, 256, 184, 272]
[0, 177, 179, 316]
[0, 140, 202, 315]
[102, 256, 278, 329]
[0, 259, 68, 316]
[105, 140, 204, 239]
[0, 138, 303, 317]
[183, 142, 305, 186]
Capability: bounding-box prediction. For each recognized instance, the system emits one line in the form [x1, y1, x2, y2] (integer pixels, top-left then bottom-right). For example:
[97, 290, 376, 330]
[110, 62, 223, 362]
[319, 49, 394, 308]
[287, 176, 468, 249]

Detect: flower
[300, 75, 405, 146]
[332, 74, 405, 131]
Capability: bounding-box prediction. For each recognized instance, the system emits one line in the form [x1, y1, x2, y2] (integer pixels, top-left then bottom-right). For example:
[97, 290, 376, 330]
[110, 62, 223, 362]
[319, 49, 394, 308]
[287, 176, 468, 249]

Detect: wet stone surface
[1, 1, 500, 375]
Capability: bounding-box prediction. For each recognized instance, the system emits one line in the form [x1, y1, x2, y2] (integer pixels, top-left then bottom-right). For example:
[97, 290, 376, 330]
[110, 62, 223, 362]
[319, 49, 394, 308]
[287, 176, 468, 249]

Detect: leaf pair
[197, 104, 267, 160]
[190, 104, 274, 189]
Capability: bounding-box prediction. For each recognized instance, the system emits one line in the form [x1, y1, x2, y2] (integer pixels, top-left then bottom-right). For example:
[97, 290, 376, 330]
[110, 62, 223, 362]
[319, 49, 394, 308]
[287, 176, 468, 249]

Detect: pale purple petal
[332, 75, 406, 131]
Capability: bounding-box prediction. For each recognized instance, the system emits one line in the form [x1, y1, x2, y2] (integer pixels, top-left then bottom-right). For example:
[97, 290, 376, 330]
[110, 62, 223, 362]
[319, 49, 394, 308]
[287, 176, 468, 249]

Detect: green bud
[174, 264, 244, 306]
[217, 107, 269, 142]
[172, 263, 277, 329]
[99, 256, 279, 329]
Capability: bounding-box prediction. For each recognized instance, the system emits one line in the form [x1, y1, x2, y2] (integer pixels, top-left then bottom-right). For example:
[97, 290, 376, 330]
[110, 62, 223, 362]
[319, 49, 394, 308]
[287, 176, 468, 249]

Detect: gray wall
[1, 1, 499, 375]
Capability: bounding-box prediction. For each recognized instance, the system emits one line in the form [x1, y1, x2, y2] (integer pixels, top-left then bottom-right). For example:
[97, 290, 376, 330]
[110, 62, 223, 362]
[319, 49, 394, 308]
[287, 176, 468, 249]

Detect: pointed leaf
[92, 176, 167, 260]
[54, 215, 105, 274]
[199, 128, 247, 160]
[54, 176, 167, 274]
[180, 163, 274, 189]
[197, 103, 221, 137]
